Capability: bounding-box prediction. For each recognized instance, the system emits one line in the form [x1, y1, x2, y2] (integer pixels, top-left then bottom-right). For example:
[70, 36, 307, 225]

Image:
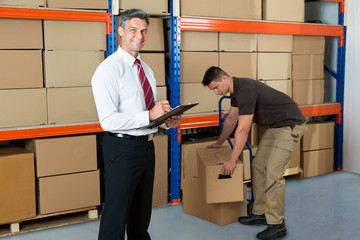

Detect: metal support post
[106, 0, 117, 57]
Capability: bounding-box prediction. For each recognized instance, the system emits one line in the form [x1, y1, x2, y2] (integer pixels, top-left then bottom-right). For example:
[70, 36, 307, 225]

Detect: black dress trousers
[98, 134, 155, 240]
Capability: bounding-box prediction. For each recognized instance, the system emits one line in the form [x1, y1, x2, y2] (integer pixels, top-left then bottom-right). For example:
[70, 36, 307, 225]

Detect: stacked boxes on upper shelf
[0, 0, 108, 9]
[0, 18, 47, 128]
[43, 20, 106, 124]
[292, 36, 325, 105]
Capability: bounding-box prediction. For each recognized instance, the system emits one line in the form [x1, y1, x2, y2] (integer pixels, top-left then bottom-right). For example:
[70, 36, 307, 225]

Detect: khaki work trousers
[252, 124, 305, 224]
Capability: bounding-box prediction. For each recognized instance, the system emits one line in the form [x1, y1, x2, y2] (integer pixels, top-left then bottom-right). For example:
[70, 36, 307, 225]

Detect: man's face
[118, 18, 148, 57]
[207, 77, 229, 96]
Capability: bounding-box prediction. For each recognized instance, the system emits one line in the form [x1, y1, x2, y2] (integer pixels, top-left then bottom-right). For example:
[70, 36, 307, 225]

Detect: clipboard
[141, 103, 198, 128]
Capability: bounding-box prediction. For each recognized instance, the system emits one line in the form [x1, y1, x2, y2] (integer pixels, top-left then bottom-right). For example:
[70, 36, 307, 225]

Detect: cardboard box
[220, 0, 261, 20]
[261, 80, 292, 98]
[257, 34, 293, 52]
[301, 148, 334, 178]
[292, 79, 324, 105]
[0, 88, 47, 128]
[0, 146, 36, 224]
[0, 18, 43, 49]
[219, 33, 257, 52]
[241, 145, 258, 181]
[180, 83, 219, 114]
[302, 122, 334, 151]
[47, 87, 98, 124]
[181, 31, 219, 52]
[0, 50, 43, 89]
[181, 139, 219, 185]
[183, 179, 247, 226]
[0, 0, 44, 7]
[119, 0, 168, 14]
[47, 0, 108, 9]
[181, 52, 219, 83]
[292, 54, 324, 80]
[293, 36, 325, 54]
[38, 170, 100, 214]
[140, 53, 166, 86]
[44, 20, 106, 51]
[44, 50, 105, 87]
[156, 86, 167, 101]
[181, 0, 220, 18]
[25, 135, 97, 177]
[257, 53, 291, 80]
[219, 52, 257, 79]
[262, 0, 304, 22]
[197, 147, 244, 203]
[152, 134, 168, 208]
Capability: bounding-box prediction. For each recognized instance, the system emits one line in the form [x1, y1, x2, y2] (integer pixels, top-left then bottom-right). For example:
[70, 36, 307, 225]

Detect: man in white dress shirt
[92, 9, 181, 240]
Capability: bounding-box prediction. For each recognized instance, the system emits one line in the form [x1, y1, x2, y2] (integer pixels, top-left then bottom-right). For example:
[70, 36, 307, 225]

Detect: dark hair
[118, 9, 150, 29]
[202, 66, 230, 86]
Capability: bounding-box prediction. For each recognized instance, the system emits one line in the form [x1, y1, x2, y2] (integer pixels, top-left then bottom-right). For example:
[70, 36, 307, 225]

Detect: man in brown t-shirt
[202, 66, 305, 240]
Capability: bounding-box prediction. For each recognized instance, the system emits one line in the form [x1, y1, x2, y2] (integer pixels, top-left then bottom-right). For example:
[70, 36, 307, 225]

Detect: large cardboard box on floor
[47, 0, 108, 9]
[0, 50, 43, 89]
[220, 0, 261, 20]
[0, 146, 36, 224]
[301, 148, 334, 178]
[38, 170, 100, 214]
[44, 50, 105, 87]
[261, 80, 292, 98]
[25, 135, 97, 177]
[292, 54, 324, 80]
[292, 79, 324, 105]
[47, 87, 98, 124]
[262, 0, 304, 22]
[44, 20, 106, 51]
[219, 33, 257, 52]
[0, 19, 43, 49]
[181, 0, 220, 18]
[140, 53, 166, 86]
[0, 0, 44, 7]
[302, 122, 334, 151]
[257, 34, 293, 52]
[197, 147, 244, 203]
[119, 0, 168, 14]
[181, 31, 219, 52]
[180, 52, 218, 83]
[0, 88, 47, 128]
[257, 53, 291, 80]
[219, 52, 257, 79]
[293, 36, 325, 55]
[180, 83, 218, 114]
[183, 179, 247, 226]
[152, 134, 168, 208]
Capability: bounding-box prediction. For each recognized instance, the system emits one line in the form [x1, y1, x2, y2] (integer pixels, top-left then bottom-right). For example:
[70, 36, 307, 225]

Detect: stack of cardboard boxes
[301, 122, 334, 178]
[25, 135, 100, 215]
[118, 0, 168, 15]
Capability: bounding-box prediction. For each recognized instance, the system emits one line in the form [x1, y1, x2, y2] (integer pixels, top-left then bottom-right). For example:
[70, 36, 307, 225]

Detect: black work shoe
[256, 222, 287, 240]
[238, 214, 267, 225]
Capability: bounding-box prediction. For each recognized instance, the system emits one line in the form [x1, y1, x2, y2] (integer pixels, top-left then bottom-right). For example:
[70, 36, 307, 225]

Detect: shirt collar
[116, 46, 141, 67]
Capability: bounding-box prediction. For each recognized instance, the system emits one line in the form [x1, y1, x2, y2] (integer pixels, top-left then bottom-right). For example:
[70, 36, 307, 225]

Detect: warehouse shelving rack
[168, 0, 346, 203]
[0, 5, 115, 141]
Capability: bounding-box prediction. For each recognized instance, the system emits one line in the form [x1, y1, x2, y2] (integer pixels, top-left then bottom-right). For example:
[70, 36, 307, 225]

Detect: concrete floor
[2, 171, 360, 240]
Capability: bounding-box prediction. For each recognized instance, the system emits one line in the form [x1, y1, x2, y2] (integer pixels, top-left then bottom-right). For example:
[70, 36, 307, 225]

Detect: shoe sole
[256, 229, 287, 240]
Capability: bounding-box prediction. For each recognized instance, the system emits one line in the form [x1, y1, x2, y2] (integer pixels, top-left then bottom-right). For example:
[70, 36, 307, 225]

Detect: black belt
[107, 132, 153, 141]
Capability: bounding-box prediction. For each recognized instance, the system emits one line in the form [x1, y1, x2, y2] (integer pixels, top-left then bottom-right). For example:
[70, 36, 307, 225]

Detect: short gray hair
[118, 9, 150, 29]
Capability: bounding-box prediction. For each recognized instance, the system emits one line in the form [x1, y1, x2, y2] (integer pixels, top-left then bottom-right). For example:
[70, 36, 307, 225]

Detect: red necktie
[135, 59, 155, 110]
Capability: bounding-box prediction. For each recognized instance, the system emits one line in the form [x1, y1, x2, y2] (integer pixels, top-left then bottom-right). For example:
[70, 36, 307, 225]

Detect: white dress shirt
[91, 47, 159, 136]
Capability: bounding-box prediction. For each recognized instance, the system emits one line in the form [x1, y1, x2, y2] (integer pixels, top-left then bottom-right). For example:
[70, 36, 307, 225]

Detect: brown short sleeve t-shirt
[230, 77, 305, 128]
